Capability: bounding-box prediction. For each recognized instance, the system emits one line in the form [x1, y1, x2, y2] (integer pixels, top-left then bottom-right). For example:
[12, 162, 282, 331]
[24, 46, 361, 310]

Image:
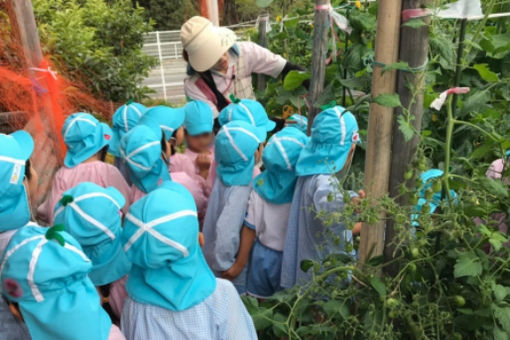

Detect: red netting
[0, 2, 113, 160]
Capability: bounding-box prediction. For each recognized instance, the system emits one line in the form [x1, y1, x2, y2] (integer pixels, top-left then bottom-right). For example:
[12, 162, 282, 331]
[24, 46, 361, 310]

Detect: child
[486, 151, 510, 181]
[202, 120, 263, 293]
[53, 182, 132, 318]
[0, 130, 37, 340]
[280, 106, 361, 289]
[245, 127, 308, 298]
[121, 120, 205, 213]
[139, 105, 186, 148]
[38, 113, 131, 224]
[218, 97, 276, 141]
[109, 101, 147, 185]
[285, 113, 308, 134]
[121, 184, 257, 340]
[171, 100, 215, 219]
[0, 225, 124, 339]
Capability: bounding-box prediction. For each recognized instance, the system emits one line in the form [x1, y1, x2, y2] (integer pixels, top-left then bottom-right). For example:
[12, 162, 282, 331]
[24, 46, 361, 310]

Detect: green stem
[452, 119, 499, 142]
[442, 96, 454, 204]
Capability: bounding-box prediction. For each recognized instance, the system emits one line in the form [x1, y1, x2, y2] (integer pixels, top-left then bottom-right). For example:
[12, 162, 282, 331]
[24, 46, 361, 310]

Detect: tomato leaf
[373, 94, 402, 108]
[473, 63, 499, 83]
[454, 252, 483, 278]
[283, 70, 311, 91]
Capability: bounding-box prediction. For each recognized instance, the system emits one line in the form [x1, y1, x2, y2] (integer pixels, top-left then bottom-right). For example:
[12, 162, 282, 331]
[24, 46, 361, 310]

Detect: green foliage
[133, 0, 198, 30]
[33, 0, 156, 102]
[245, 0, 510, 338]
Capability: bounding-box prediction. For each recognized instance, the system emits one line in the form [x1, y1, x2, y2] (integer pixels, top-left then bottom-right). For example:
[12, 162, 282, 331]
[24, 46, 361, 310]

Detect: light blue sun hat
[254, 127, 309, 204]
[122, 183, 216, 311]
[0, 130, 34, 231]
[218, 98, 275, 141]
[110, 101, 147, 157]
[0, 224, 111, 340]
[184, 100, 214, 136]
[411, 169, 458, 226]
[120, 119, 170, 194]
[285, 114, 308, 134]
[139, 105, 186, 141]
[295, 106, 360, 176]
[215, 120, 261, 186]
[62, 113, 113, 168]
[53, 182, 131, 286]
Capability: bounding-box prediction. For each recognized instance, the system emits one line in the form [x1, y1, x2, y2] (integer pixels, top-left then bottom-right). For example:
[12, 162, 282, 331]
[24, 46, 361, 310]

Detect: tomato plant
[244, 0, 510, 338]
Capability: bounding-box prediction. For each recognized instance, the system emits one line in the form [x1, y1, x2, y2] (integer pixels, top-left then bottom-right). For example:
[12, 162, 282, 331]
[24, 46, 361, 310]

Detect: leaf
[283, 70, 311, 91]
[480, 178, 509, 198]
[370, 277, 386, 298]
[322, 300, 350, 319]
[494, 326, 509, 340]
[473, 63, 499, 83]
[493, 284, 508, 302]
[373, 94, 402, 108]
[494, 305, 510, 333]
[402, 18, 427, 29]
[397, 115, 415, 142]
[256, 0, 274, 7]
[454, 252, 483, 278]
[300, 259, 314, 273]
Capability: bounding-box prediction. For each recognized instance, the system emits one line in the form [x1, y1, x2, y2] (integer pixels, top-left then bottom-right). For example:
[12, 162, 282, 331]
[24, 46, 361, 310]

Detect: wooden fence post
[307, 0, 330, 131]
[7, 0, 60, 208]
[385, 0, 431, 275]
[359, 0, 403, 265]
[257, 13, 268, 92]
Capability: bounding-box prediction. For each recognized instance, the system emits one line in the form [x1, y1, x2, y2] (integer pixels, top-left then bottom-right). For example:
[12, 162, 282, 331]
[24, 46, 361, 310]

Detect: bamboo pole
[257, 13, 268, 92]
[385, 0, 431, 275]
[359, 0, 403, 265]
[307, 0, 330, 131]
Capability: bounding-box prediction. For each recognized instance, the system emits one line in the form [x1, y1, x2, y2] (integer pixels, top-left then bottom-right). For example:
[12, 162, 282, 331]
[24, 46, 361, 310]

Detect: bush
[33, 0, 157, 102]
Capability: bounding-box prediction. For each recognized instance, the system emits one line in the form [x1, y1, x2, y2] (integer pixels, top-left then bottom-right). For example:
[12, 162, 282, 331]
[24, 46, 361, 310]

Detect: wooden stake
[307, 0, 330, 131]
[359, 0, 403, 265]
[257, 13, 268, 92]
[385, 0, 431, 275]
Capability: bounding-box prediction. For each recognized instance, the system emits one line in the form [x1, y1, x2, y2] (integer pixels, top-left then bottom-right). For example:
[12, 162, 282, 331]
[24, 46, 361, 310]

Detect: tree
[134, 0, 198, 30]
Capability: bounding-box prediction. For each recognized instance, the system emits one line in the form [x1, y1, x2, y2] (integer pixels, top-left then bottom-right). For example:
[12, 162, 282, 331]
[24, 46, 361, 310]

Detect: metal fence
[141, 26, 256, 103]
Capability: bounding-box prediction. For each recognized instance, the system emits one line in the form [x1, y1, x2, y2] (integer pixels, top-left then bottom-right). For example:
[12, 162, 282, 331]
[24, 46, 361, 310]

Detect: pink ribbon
[401, 8, 432, 21]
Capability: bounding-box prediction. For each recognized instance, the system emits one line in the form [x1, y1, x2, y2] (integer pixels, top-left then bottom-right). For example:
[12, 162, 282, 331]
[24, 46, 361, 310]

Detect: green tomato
[425, 188, 434, 201]
[388, 310, 397, 319]
[410, 195, 419, 205]
[418, 160, 427, 171]
[395, 214, 406, 224]
[432, 181, 442, 193]
[386, 298, 399, 308]
[411, 247, 420, 259]
[404, 170, 413, 180]
[454, 295, 466, 307]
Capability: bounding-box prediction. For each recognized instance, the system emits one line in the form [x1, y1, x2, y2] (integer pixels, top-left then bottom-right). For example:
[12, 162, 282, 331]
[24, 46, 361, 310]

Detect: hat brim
[10, 130, 34, 161]
[64, 123, 112, 168]
[108, 129, 122, 158]
[187, 27, 236, 72]
[295, 143, 351, 177]
[265, 120, 276, 133]
[186, 123, 213, 136]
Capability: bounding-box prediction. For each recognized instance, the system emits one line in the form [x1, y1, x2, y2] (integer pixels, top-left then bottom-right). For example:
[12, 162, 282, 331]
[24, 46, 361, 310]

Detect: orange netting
[0, 2, 113, 160]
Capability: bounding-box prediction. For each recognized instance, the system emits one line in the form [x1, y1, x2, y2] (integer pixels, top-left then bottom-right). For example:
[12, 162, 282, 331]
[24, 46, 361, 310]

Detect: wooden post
[385, 0, 431, 274]
[307, 0, 330, 131]
[257, 13, 269, 92]
[7, 0, 60, 208]
[359, 0, 403, 265]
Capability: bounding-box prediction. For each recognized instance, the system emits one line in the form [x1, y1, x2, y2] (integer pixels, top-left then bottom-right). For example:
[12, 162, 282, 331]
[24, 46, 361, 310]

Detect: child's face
[186, 131, 213, 153]
[254, 144, 264, 164]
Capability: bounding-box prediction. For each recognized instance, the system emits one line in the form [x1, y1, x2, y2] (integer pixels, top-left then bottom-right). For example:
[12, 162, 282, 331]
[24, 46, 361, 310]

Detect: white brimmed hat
[181, 16, 236, 72]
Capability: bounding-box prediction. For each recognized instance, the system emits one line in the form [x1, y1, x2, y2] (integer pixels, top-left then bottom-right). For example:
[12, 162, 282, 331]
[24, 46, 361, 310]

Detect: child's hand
[196, 153, 211, 179]
[351, 190, 366, 214]
[221, 263, 243, 280]
[198, 232, 205, 247]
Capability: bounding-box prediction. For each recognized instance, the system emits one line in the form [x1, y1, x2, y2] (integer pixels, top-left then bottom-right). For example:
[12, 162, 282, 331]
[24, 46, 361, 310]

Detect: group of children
[0, 96, 364, 339]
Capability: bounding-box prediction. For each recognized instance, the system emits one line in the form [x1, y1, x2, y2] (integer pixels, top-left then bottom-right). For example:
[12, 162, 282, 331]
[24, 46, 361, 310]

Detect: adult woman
[181, 16, 306, 118]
